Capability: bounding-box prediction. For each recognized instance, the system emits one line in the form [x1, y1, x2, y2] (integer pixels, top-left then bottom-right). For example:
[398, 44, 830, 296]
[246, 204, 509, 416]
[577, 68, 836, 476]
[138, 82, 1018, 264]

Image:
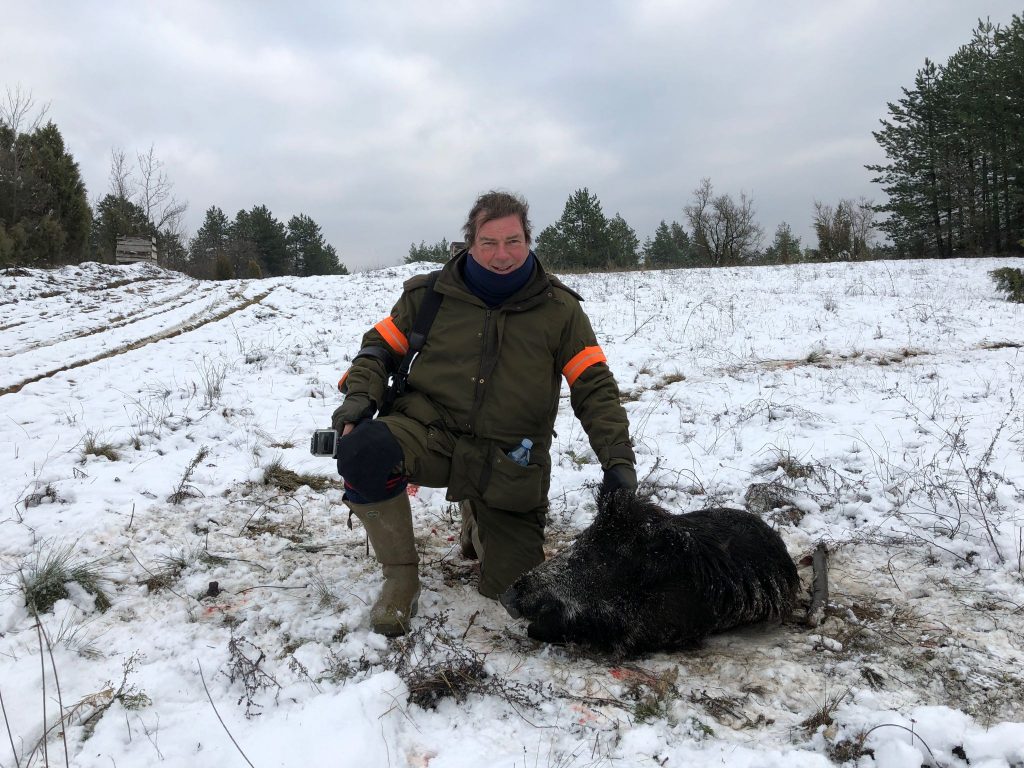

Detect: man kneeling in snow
[330, 190, 635, 636]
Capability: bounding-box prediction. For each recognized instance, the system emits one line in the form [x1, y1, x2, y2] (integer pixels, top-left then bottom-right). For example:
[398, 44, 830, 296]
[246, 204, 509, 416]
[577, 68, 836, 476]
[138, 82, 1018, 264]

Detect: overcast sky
[4, 1, 1021, 270]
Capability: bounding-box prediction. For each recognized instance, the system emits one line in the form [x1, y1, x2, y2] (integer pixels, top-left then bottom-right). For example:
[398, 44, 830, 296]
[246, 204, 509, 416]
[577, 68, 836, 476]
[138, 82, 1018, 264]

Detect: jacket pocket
[446, 436, 547, 513]
[485, 445, 547, 513]
[425, 423, 455, 458]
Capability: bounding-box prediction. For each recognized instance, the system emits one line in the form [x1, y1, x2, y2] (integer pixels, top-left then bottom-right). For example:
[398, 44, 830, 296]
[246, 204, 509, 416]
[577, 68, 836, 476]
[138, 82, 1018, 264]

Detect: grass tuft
[261, 458, 334, 493]
[19, 544, 111, 614]
[144, 545, 222, 592]
[81, 431, 120, 462]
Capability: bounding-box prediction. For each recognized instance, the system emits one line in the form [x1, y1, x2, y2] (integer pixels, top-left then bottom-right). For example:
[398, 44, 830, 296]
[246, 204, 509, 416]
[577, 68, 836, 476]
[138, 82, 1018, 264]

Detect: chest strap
[379, 272, 443, 416]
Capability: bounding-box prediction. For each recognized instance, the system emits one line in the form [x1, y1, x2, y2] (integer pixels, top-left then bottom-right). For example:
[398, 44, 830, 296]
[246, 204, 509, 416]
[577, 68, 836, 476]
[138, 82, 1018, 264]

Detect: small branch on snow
[805, 542, 829, 628]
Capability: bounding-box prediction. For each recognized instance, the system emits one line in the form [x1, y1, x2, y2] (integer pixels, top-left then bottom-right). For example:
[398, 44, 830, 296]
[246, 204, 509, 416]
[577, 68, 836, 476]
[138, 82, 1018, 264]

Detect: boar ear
[596, 487, 642, 522]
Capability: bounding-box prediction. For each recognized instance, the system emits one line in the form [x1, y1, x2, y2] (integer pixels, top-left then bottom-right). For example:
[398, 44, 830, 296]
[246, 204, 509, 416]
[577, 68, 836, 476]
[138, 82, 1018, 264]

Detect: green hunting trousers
[378, 413, 548, 599]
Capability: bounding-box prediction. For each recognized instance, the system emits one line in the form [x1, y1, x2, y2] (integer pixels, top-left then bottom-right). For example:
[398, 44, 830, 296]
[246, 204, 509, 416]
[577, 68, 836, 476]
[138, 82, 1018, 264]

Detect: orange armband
[562, 345, 607, 386]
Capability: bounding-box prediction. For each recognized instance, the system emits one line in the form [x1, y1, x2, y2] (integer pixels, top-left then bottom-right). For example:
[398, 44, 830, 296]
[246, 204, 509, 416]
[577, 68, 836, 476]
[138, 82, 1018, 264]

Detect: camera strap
[379, 272, 443, 416]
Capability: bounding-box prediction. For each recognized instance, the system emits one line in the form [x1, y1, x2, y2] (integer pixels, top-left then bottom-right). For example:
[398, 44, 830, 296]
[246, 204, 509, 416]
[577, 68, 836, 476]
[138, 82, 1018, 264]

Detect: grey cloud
[3, 0, 1020, 269]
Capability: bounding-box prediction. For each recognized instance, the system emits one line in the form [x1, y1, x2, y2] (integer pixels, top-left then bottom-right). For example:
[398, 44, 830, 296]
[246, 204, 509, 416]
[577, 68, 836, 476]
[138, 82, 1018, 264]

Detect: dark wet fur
[501, 490, 800, 655]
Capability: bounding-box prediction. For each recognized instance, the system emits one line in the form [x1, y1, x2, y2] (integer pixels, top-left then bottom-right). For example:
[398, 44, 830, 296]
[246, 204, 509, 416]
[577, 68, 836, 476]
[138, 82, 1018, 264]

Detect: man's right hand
[331, 394, 375, 432]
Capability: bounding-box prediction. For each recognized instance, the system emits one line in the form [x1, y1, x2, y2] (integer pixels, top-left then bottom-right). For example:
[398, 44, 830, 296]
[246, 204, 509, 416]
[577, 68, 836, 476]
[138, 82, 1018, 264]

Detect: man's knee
[335, 420, 405, 502]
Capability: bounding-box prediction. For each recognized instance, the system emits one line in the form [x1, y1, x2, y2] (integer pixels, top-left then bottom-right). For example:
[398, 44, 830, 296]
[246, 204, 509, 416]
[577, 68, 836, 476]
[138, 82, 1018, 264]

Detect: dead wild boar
[500, 490, 800, 655]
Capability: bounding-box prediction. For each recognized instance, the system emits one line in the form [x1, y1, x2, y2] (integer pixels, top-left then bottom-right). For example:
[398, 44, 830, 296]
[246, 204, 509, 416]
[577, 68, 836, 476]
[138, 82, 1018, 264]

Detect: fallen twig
[198, 660, 256, 768]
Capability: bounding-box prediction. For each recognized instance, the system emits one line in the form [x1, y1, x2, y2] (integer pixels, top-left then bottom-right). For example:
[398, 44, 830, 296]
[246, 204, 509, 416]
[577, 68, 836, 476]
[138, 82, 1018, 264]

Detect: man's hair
[463, 190, 532, 245]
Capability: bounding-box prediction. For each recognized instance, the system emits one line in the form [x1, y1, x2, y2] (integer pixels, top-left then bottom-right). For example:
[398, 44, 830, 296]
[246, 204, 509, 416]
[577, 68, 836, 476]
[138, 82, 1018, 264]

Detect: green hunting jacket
[338, 252, 634, 510]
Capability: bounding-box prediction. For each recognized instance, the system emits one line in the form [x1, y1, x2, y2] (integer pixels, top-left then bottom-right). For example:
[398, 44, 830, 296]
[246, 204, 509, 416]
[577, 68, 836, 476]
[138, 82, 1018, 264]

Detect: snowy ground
[1, 257, 1022, 768]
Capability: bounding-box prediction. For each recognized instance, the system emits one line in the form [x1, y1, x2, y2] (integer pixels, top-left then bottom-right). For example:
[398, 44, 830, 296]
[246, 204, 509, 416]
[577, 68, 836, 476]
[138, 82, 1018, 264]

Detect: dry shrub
[224, 635, 281, 718]
[168, 445, 210, 504]
[744, 482, 802, 522]
[357, 612, 552, 711]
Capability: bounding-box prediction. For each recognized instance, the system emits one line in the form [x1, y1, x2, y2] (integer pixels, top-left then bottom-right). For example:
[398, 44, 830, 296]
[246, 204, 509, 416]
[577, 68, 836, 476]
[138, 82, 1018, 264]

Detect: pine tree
[763, 222, 803, 264]
[287, 213, 345, 275]
[234, 205, 288, 276]
[405, 238, 451, 264]
[536, 188, 614, 270]
[0, 118, 89, 266]
[189, 206, 231, 278]
[24, 123, 90, 262]
[669, 222, 693, 264]
[644, 220, 694, 268]
[227, 209, 259, 277]
[645, 221, 680, 268]
[158, 228, 188, 272]
[869, 15, 1024, 256]
[252, 205, 289, 276]
[606, 214, 640, 269]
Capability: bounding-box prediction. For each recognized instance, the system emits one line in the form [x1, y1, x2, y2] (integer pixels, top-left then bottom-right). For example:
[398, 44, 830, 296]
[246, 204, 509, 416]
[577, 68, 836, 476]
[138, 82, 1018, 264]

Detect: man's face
[470, 215, 530, 274]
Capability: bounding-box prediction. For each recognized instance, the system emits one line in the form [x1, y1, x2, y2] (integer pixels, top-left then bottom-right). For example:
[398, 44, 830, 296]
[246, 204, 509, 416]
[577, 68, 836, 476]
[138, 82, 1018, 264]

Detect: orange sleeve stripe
[373, 316, 409, 355]
[562, 346, 607, 386]
[337, 370, 349, 392]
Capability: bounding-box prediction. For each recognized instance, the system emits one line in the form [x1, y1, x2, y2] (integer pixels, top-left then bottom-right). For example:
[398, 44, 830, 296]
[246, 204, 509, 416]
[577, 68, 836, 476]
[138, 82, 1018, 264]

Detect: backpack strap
[379, 272, 443, 416]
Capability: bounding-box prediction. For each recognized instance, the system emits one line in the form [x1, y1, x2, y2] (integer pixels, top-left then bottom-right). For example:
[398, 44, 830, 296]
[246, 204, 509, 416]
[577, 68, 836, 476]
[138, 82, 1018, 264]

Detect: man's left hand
[600, 464, 637, 499]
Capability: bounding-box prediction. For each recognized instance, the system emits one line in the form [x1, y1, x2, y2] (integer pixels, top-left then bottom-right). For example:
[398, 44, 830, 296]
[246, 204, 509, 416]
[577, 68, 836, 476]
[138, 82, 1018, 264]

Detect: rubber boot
[346, 494, 420, 637]
[458, 500, 484, 561]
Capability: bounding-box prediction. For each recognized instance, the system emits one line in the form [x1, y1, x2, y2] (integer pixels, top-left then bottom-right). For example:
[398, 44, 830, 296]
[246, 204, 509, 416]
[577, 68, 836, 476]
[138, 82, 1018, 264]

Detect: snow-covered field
[1, 257, 1022, 767]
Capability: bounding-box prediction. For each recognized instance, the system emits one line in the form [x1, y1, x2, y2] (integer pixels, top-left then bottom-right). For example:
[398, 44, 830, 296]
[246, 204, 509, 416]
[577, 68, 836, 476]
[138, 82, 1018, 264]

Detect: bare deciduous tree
[108, 148, 135, 202]
[106, 145, 188, 233]
[0, 85, 49, 135]
[136, 145, 187, 232]
[684, 178, 764, 266]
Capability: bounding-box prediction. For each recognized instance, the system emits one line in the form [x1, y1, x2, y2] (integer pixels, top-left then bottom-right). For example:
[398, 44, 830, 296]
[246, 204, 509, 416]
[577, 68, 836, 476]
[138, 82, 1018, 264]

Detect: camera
[310, 429, 339, 457]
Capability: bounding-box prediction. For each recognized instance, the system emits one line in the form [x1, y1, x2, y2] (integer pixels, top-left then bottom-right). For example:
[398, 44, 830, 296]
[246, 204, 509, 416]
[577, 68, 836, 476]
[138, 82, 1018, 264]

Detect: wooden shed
[115, 236, 158, 265]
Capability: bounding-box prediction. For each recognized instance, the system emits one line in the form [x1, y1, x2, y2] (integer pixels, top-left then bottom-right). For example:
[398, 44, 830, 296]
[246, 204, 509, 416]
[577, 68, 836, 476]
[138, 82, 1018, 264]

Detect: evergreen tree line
[186, 205, 347, 279]
[1, 89, 347, 277]
[870, 15, 1024, 257]
[407, 182, 873, 270]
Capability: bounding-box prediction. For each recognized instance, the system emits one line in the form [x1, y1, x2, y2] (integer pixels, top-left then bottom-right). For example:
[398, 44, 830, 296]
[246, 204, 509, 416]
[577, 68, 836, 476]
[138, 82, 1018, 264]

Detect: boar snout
[499, 586, 522, 619]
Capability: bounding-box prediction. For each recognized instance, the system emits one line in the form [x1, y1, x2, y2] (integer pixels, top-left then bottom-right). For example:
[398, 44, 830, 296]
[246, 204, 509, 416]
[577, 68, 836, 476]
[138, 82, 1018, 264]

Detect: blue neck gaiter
[463, 251, 536, 307]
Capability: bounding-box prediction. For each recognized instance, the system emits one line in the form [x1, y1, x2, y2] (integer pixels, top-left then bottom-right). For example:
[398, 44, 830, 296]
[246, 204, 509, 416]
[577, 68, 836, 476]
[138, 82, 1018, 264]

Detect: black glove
[335, 420, 405, 500]
[600, 464, 637, 499]
[331, 394, 375, 432]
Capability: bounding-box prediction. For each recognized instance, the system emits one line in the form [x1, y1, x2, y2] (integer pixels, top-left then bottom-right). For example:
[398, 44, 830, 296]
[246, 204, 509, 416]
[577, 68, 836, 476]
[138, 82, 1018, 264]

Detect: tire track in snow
[0, 273, 172, 307]
[0, 288, 273, 397]
[736, 339, 1022, 374]
[0, 284, 219, 358]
